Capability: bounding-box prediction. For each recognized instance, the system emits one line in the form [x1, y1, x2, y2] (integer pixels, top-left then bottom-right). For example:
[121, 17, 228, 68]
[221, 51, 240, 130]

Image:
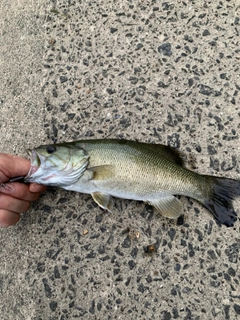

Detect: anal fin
[147, 196, 182, 219]
[91, 192, 113, 212]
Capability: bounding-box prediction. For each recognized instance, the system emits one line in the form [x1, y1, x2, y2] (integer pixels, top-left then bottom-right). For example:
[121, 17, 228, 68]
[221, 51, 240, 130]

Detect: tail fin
[203, 176, 240, 227]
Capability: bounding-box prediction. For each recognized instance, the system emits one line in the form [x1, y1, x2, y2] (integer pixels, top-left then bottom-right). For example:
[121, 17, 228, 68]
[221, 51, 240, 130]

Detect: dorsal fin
[143, 143, 186, 167]
[160, 145, 186, 166]
[117, 139, 187, 167]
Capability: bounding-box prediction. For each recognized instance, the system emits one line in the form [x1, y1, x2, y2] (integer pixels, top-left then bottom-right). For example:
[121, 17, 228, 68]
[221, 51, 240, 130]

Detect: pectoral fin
[88, 165, 114, 180]
[91, 192, 113, 211]
[147, 196, 182, 219]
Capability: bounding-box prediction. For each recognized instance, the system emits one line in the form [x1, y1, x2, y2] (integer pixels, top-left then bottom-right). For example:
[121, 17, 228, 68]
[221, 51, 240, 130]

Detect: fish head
[25, 144, 89, 187]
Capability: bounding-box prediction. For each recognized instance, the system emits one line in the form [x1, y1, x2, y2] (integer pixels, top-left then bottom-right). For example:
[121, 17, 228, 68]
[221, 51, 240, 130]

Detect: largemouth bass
[25, 139, 240, 227]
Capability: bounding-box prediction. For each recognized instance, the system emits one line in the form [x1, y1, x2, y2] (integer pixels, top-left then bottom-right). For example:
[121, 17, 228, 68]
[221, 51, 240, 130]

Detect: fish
[24, 139, 240, 227]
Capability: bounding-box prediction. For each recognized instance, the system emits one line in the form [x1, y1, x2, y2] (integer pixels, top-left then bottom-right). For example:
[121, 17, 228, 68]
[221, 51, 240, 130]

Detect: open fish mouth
[24, 149, 42, 181]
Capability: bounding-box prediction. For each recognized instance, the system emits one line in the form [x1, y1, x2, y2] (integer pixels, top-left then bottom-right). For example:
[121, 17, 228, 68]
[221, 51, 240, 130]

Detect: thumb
[0, 154, 30, 183]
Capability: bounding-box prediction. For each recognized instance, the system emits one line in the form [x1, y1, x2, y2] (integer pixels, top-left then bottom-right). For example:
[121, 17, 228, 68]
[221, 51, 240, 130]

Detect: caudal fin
[203, 176, 240, 227]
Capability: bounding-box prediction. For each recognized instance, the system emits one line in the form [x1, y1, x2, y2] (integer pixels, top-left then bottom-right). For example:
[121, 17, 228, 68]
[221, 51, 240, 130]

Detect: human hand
[0, 153, 46, 227]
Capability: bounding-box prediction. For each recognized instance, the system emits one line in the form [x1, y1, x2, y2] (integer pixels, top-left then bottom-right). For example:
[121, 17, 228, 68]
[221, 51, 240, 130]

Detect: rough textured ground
[0, 1, 240, 319]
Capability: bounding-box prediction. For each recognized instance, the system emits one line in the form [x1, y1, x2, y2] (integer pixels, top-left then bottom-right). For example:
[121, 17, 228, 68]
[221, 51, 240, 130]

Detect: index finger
[0, 182, 42, 201]
[0, 153, 30, 183]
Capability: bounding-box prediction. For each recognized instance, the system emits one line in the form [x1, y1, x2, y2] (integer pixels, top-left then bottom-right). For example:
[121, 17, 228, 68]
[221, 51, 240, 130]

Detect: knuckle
[16, 185, 27, 199]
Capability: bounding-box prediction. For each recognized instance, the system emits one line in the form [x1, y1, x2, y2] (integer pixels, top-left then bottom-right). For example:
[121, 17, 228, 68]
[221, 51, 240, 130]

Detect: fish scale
[80, 140, 201, 198]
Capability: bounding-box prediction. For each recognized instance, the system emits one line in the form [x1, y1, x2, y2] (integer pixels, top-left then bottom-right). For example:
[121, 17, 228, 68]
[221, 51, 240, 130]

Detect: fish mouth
[24, 149, 42, 181]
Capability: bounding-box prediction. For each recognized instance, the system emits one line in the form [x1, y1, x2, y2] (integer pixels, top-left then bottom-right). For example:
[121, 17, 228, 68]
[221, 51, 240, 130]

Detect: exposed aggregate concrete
[0, 1, 240, 319]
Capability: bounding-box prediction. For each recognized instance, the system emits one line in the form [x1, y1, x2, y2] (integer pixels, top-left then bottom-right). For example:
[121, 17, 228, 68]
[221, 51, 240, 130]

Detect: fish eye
[46, 146, 56, 154]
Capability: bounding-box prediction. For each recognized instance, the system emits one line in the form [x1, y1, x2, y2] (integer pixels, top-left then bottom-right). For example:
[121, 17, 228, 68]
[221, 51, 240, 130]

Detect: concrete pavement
[0, 1, 240, 319]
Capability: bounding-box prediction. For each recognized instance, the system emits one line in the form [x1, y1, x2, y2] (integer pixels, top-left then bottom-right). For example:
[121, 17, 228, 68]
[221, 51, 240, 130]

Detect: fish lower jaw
[24, 166, 40, 182]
